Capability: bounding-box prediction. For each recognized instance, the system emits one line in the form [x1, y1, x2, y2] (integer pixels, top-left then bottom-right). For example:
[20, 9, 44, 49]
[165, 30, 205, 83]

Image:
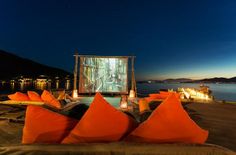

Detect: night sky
[1, 0, 236, 80]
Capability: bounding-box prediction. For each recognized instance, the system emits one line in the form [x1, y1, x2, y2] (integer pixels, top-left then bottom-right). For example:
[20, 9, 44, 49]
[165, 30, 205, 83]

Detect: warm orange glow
[120, 101, 128, 109]
[180, 88, 211, 100]
[120, 95, 128, 109]
[35, 80, 47, 90]
[138, 99, 150, 113]
[129, 90, 135, 98]
[72, 89, 78, 98]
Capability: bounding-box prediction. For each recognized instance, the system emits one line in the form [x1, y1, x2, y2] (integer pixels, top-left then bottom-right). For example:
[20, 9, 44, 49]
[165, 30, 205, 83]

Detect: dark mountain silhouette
[137, 77, 236, 83]
[163, 78, 193, 83]
[191, 77, 236, 83]
[0, 50, 71, 80]
[228, 77, 236, 82]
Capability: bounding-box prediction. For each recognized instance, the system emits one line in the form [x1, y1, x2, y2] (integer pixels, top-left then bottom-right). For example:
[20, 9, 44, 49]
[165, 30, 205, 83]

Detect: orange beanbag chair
[149, 93, 168, 99]
[22, 105, 78, 144]
[62, 92, 138, 144]
[8, 92, 30, 101]
[41, 90, 61, 109]
[159, 91, 170, 95]
[126, 93, 208, 144]
[27, 91, 43, 102]
[147, 92, 180, 103]
[161, 91, 181, 99]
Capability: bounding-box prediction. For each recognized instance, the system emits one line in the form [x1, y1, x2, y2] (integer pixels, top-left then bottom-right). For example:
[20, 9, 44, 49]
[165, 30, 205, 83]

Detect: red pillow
[147, 92, 180, 103]
[62, 92, 138, 144]
[149, 93, 168, 99]
[160, 91, 181, 99]
[159, 91, 170, 94]
[27, 91, 43, 102]
[8, 92, 30, 101]
[41, 90, 61, 109]
[126, 93, 208, 144]
[22, 105, 78, 144]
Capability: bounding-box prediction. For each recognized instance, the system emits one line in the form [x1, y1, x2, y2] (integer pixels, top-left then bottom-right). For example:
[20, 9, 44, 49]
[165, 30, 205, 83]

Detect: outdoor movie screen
[79, 56, 128, 93]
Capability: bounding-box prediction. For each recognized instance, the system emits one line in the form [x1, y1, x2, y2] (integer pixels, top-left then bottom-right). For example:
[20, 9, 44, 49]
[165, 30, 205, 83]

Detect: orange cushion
[27, 91, 43, 102]
[149, 92, 180, 100]
[62, 92, 138, 144]
[126, 93, 208, 144]
[22, 105, 78, 144]
[8, 92, 30, 101]
[149, 93, 168, 99]
[41, 90, 61, 109]
[159, 91, 172, 95]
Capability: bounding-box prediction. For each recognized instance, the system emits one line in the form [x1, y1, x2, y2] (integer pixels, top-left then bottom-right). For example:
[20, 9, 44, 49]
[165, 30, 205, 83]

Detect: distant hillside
[163, 78, 193, 83]
[0, 50, 71, 80]
[137, 77, 236, 84]
[193, 77, 236, 83]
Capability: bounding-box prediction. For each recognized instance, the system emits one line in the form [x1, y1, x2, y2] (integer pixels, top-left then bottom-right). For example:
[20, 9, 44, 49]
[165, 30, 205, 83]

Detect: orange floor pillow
[126, 93, 208, 144]
[41, 90, 61, 109]
[159, 91, 181, 99]
[62, 92, 138, 144]
[149, 93, 168, 99]
[22, 105, 78, 144]
[8, 92, 30, 101]
[27, 91, 43, 102]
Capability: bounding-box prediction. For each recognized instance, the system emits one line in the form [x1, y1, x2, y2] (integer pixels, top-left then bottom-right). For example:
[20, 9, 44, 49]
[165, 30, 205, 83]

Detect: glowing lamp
[120, 95, 128, 109]
[129, 90, 135, 98]
[72, 89, 78, 98]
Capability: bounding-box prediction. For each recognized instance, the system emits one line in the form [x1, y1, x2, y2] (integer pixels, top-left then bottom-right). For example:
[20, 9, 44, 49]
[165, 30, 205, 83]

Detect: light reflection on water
[1, 81, 236, 101]
[137, 83, 236, 102]
[0, 80, 72, 94]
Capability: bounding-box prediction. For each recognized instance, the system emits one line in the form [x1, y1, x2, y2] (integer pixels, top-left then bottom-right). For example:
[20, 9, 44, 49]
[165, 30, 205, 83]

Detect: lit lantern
[72, 89, 78, 98]
[129, 90, 135, 98]
[120, 95, 128, 109]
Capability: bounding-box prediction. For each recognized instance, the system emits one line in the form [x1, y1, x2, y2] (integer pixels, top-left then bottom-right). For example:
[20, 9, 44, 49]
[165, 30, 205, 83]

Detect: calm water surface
[1, 82, 236, 102]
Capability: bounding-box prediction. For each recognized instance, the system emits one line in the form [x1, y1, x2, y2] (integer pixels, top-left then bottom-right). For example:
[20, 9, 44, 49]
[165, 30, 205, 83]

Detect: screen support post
[129, 56, 137, 98]
[72, 50, 79, 98]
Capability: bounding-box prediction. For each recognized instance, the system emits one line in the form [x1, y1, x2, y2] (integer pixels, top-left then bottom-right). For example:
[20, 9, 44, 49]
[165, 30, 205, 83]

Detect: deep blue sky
[1, 0, 236, 80]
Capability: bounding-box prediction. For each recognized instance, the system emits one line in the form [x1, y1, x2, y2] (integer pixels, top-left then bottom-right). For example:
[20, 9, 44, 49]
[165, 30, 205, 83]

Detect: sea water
[1, 82, 236, 102]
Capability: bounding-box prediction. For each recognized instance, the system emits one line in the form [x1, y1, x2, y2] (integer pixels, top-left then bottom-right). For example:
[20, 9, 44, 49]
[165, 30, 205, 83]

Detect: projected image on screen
[79, 57, 128, 93]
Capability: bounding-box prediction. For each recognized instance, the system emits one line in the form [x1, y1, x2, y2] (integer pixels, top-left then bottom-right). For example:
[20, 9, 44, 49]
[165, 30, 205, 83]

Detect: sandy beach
[186, 102, 236, 151]
[0, 101, 236, 152]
